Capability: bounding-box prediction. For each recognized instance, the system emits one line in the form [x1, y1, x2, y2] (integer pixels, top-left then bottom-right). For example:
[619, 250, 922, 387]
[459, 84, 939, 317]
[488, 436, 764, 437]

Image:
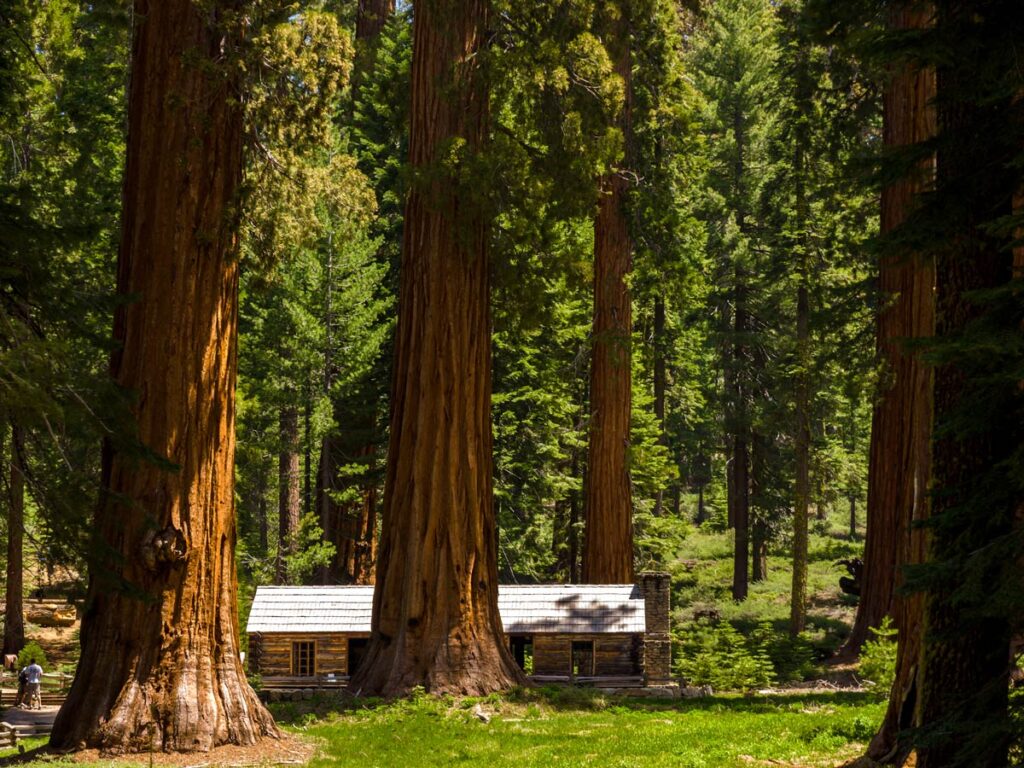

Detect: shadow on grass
[266, 684, 877, 727]
[0, 745, 61, 767]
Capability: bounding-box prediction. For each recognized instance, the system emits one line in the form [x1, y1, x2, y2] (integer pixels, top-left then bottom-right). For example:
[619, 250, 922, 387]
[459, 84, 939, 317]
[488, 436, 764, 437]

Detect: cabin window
[347, 638, 369, 676]
[509, 636, 533, 674]
[292, 640, 316, 676]
[571, 640, 594, 678]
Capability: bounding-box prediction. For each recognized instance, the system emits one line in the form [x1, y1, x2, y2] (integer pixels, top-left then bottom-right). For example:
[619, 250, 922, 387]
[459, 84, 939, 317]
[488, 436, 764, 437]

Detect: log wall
[249, 632, 369, 677]
[532, 633, 640, 676]
[251, 631, 642, 679]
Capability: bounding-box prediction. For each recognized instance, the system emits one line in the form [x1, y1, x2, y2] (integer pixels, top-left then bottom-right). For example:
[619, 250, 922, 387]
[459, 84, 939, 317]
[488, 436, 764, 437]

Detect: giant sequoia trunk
[846, 3, 935, 669]
[49, 0, 276, 752]
[3, 422, 25, 656]
[583, 17, 634, 585]
[347, 0, 523, 697]
[914, 4, 1016, 763]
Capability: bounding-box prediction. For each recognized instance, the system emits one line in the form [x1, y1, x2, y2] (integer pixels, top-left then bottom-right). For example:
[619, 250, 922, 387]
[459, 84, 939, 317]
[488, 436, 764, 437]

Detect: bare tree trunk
[49, 0, 276, 751]
[275, 405, 301, 585]
[356, 0, 395, 43]
[348, 0, 523, 697]
[729, 103, 750, 601]
[790, 45, 812, 638]
[652, 295, 667, 517]
[843, 3, 936, 671]
[751, 517, 768, 583]
[4, 422, 25, 656]
[257, 462, 269, 557]
[583, 12, 634, 585]
[915, 4, 1015, 763]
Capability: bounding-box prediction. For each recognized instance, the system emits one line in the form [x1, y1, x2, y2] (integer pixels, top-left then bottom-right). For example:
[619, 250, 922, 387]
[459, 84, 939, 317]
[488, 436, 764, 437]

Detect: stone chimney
[638, 571, 672, 685]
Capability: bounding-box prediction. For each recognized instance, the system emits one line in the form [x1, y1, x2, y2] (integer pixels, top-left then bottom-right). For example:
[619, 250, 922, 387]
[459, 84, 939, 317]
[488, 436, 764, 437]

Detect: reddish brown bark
[356, 0, 395, 42]
[49, 0, 276, 752]
[347, 0, 523, 697]
[846, 7, 936, 687]
[583, 13, 634, 585]
[3, 422, 25, 656]
[914, 4, 1015, 763]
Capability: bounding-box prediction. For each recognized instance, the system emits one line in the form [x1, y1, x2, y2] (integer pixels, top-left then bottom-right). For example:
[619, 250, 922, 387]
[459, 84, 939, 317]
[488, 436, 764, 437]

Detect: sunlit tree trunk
[862, 5, 936, 757]
[49, 0, 276, 752]
[583, 7, 634, 585]
[348, 0, 523, 696]
[3, 422, 25, 656]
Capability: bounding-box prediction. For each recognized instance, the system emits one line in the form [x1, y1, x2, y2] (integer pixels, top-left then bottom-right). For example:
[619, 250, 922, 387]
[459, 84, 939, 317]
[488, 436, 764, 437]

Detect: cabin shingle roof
[246, 584, 645, 635]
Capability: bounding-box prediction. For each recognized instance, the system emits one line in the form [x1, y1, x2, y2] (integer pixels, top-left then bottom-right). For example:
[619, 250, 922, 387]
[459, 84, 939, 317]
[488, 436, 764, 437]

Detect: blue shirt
[25, 664, 42, 684]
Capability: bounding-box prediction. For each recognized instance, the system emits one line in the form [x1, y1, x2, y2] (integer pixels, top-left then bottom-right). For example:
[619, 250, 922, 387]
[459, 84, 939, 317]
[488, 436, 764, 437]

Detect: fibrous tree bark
[49, 0, 276, 752]
[275, 405, 301, 584]
[583, 5, 635, 585]
[913, 3, 1016, 764]
[845, 2, 935, 668]
[4, 421, 25, 656]
[347, 0, 523, 696]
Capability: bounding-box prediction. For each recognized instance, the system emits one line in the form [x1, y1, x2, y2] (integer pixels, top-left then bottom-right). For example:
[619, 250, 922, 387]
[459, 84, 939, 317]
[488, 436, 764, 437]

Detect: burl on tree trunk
[583, 15, 634, 586]
[49, 0, 276, 753]
[347, 0, 523, 697]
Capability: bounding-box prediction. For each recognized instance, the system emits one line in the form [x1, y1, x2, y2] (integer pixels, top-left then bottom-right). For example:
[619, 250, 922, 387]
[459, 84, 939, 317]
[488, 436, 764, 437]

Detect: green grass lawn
[273, 688, 883, 768]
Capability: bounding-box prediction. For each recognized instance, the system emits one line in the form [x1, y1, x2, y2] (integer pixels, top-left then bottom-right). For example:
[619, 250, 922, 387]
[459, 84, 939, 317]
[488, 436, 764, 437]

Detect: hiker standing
[23, 658, 42, 710]
[14, 666, 26, 707]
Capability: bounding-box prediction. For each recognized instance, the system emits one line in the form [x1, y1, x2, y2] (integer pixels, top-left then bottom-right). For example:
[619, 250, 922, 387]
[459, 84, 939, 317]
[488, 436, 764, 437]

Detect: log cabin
[246, 571, 671, 688]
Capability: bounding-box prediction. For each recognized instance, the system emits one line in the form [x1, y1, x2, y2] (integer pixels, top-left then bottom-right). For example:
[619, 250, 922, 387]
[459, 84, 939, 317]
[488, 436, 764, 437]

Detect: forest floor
[0, 689, 884, 768]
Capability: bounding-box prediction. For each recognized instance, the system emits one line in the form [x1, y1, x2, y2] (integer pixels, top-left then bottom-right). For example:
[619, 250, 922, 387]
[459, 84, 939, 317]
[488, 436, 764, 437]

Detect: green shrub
[859, 616, 897, 699]
[17, 641, 48, 670]
[749, 622, 818, 682]
[675, 619, 775, 691]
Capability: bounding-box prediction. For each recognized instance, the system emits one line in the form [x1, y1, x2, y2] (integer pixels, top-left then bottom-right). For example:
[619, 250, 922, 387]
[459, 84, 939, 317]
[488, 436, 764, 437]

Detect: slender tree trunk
[583, 12, 634, 585]
[844, 4, 936, 673]
[257, 462, 269, 558]
[751, 519, 768, 583]
[4, 422, 25, 656]
[729, 105, 750, 601]
[652, 295, 667, 517]
[303, 401, 312, 518]
[348, 0, 523, 697]
[848, 495, 856, 539]
[790, 45, 812, 638]
[49, 0, 276, 750]
[275, 405, 301, 585]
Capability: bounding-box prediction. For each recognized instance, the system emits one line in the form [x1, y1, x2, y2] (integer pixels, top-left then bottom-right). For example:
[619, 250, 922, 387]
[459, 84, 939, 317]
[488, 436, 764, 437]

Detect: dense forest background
[1, 0, 1022, 764]
[0, 0, 878, 589]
